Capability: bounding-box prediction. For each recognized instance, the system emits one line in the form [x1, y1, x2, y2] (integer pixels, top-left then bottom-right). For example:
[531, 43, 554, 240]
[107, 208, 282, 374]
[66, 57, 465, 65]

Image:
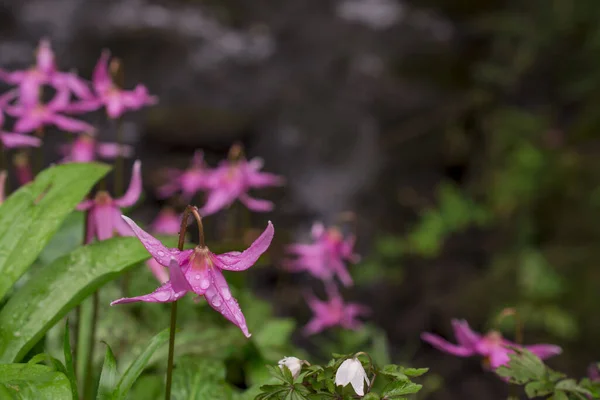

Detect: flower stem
[180, 205, 204, 247]
[165, 301, 178, 400]
[83, 291, 99, 398]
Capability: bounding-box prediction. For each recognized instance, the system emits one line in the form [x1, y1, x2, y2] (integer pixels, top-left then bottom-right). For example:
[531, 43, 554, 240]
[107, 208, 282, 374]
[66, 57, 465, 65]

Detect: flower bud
[278, 356, 305, 379]
[335, 357, 369, 396]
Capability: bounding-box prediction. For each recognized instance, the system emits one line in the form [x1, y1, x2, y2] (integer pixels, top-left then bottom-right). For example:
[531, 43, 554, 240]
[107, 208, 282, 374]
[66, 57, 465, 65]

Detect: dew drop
[195, 274, 201, 280]
[154, 291, 170, 301]
[200, 279, 210, 289]
[211, 296, 222, 307]
[235, 312, 244, 323]
[157, 250, 165, 256]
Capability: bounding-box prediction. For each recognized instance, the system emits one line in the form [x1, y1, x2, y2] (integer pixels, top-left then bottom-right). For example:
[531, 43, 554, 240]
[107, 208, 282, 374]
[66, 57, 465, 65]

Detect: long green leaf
[0, 363, 71, 399]
[114, 328, 170, 400]
[97, 343, 118, 400]
[63, 320, 78, 400]
[0, 236, 150, 362]
[0, 162, 110, 300]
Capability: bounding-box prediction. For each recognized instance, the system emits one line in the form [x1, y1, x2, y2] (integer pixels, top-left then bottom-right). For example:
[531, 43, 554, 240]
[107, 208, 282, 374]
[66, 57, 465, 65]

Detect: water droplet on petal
[221, 287, 232, 300]
[157, 250, 165, 256]
[195, 274, 201, 280]
[235, 312, 244, 323]
[211, 296, 222, 307]
[154, 291, 170, 301]
[200, 279, 210, 289]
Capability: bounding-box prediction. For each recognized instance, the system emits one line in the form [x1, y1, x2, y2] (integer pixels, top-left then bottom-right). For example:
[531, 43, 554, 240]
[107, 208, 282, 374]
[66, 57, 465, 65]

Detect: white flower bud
[335, 357, 369, 396]
[278, 356, 305, 379]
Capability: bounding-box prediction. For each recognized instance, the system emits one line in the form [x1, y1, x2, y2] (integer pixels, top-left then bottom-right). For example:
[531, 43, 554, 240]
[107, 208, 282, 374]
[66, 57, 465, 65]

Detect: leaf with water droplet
[0, 236, 149, 362]
[0, 163, 110, 301]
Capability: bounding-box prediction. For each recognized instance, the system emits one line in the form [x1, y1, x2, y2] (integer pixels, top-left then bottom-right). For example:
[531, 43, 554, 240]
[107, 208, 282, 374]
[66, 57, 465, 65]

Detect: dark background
[4, 0, 600, 398]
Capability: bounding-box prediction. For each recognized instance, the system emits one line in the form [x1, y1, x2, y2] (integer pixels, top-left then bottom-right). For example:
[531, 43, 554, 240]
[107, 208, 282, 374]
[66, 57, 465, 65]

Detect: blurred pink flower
[303, 284, 369, 335]
[589, 363, 600, 382]
[69, 50, 157, 119]
[157, 150, 211, 200]
[285, 223, 359, 287]
[76, 160, 142, 243]
[111, 214, 274, 338]
[0, 39, 92, 105]
[421, 319, 562, 370]
[6, 87, 95, 134]
[146, 258, 169, 284]
[200, 146, 284, 216]
[150, 207, 182, 235]
[58, 134, 132, 163]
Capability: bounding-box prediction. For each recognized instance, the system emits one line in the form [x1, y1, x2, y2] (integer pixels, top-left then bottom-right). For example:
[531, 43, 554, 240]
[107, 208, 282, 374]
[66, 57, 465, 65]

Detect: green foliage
[0, 162, 109, 300]
[496, 349, 599, 399]
[0, 236, 151, 362]
[63, 321, 78, 400]
[256, 352, 426, 399]
[0, 362, 72, 399]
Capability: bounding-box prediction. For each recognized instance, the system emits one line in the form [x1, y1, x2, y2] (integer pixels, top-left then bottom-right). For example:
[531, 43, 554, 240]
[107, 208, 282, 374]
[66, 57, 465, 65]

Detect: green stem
[76, 296, 93, 397]
[83, 291, 99, 398]
[164, 301, 178, 400]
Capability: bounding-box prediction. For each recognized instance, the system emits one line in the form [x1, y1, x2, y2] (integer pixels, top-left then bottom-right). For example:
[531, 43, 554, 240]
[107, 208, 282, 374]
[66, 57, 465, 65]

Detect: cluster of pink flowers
[157, 145, 285, 216]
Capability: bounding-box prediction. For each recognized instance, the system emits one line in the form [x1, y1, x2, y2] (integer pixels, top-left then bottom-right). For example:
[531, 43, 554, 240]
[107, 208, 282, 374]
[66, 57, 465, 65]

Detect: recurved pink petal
[93, 50, 112, 94]
[488, 348, 511, 369]
[200, 189, 236, 216]
[50, 114, 95, 133]
[421, 332, 475, 357]
[525, 344, 562, 360]
[114, 160, 142, 207]
[110, 282, 186, 305]
[238, 193, 274, 212]
[112, 209, 133, 237]
[330, 257, 353, 287]
[213, 221, 274, 271]
[0, 133, 41, 148]
[66, 99, 102, 114]
[47, 87, 71, 111]
[19, 78, 43, 107]
[36, 38, 55, 74]
[105, 95, 125, 119]
[77, 199, 94, 211]
[120, 215, 182, 267]
[451, 319, 481, 350]
[85, 210, 96, 244]
[14, 115, 43, 133]
[205, 268, 250, 337]
[303, 317, 326, 335]
[247, 170, 285, 188]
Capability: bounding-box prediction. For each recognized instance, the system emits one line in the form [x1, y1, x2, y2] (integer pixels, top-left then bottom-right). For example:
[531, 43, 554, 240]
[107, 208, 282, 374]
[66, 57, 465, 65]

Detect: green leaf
[0, 363, 72, 399]
[525, 380, 553, 397]
[113, 328, 169, 400]
[0, 162, 110, 300]
[171, 358, 237, 400]
[63, 320, 78, 400]
[555, 379, 593, 396]
[97, 343, 118, 400]
[495, 349, 546, 384]
[0, 236, 150, 362]
[382, 380, 423, 398]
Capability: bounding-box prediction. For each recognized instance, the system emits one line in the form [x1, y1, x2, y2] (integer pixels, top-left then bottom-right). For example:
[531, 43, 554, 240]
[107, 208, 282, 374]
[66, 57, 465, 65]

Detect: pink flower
[13, 152, 33, 186]
[58, 134, 133, 163]
[157, 150, 211, 200]
[69, 50, 157, 119]
[303, 284, 369, 335]
[589, 363, 600, 382]
[110, 212, 275, 338]
[421, 319, 562, 370]
[146, 258, 169, 284]
[76, 161, 142, 243]
[0, 39, 92, 105]
[150, 207, 182, 235]
[285, 223, 359, 287]
[6, 87, 95, 134]
[200, 146, 284, 216]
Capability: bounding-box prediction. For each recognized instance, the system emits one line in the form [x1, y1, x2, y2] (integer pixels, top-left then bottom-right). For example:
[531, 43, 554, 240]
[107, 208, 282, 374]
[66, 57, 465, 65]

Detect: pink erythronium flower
[13, 152, 33, 186]
[110, 209, 275, 338]
[285, 222, 359, 287]
[76, 160, 142, 243]
[303, 284, 370, 335]
[150, 207, 182, 235]
[0, 39, 92, 105]
[68, 50, 157, 119]
[200, 144, 284, 216]
[6, 87, 95, 134]
[57, 134, 132, 163]
[421, 319, 562, 370]
[157, 150, 211, 200]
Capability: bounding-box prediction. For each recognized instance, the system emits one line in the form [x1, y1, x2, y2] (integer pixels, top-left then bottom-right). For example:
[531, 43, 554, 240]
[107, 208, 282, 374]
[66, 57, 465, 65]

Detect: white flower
[335, 357, 369, 396]
[278, 356, 305, 379]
